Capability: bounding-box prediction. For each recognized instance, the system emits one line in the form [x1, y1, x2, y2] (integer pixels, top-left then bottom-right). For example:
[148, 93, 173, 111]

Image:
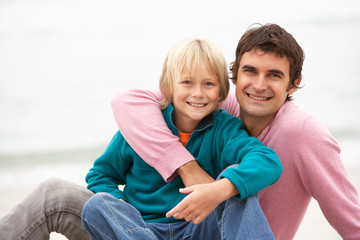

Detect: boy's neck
[173, 116, 197, 133]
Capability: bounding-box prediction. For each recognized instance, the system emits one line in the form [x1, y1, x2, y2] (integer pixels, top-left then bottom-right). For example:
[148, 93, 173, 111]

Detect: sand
[0, 154, 359, 240]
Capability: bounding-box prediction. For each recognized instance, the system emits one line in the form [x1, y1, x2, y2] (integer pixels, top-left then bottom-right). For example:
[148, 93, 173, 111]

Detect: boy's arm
[86, 131, 129, 200]
[111, 89, 238, 183]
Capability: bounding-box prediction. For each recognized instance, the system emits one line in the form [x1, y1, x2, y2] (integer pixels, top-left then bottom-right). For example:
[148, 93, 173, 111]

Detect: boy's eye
[182, 80, 192, 85]
[204, 82, 215, 86]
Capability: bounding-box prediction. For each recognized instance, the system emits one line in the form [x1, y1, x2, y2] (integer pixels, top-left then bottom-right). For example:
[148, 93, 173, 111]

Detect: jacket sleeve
[296, 117, 360, 239]
[86, 131, 131, 200]
[110, 89, 240, 182]
[216, 115, 283, 199]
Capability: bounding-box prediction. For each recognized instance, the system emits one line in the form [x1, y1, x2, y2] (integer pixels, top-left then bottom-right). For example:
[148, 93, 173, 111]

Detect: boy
[81, 38, 282, 239]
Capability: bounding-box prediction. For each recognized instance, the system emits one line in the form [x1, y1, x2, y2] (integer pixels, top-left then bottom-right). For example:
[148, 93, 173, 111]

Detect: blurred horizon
[1, 0, 360, 165]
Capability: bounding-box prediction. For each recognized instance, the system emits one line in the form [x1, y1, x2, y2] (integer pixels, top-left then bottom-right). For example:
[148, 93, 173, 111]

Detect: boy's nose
[192, 85, 204, 97]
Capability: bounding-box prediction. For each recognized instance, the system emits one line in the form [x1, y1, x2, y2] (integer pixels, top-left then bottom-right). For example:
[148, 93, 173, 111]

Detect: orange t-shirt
[179, 132, 192, 146]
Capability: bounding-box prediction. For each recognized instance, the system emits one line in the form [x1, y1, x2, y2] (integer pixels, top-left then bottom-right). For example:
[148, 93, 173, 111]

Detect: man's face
[233, 49, 296, 123]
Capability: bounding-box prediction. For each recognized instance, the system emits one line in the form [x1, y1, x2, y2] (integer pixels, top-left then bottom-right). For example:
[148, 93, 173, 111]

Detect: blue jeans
[81, 192, 274, 240]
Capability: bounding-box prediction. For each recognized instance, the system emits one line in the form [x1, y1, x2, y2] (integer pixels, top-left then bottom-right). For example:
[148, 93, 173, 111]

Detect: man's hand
[176, 160, 215, 187]
[166, 178, 238, 224]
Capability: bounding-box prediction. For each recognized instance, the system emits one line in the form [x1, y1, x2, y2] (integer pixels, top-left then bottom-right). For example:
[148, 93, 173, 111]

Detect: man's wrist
[176, 160, 198, 176]
[214, 178, 239, 200]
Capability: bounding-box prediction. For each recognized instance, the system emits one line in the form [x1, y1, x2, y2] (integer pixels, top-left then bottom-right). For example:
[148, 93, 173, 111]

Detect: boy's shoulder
[213, 108, 244, 126]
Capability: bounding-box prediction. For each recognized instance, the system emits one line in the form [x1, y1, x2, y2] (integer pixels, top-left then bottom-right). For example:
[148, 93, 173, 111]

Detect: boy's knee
[82, 194, 104, 219]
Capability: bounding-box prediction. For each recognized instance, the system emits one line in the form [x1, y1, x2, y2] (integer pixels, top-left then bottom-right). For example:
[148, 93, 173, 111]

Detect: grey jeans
[0, 178, 93, 240]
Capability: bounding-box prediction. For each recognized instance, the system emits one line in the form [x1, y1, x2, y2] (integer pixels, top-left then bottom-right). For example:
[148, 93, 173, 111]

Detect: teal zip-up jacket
[86, 104, 282, 223]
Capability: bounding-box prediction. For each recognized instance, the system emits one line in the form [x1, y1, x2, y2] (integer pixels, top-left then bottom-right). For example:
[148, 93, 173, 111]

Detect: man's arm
[298, 118, 360, 239]
[111, 89, 239, 184]
[111, 89, 193, 182]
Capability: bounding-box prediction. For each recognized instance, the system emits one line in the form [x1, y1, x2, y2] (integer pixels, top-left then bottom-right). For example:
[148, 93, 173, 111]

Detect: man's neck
[240, 113, 274, 137]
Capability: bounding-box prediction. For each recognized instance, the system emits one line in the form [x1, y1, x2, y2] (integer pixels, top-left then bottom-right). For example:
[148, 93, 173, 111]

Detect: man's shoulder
[272, 101, 330, 137]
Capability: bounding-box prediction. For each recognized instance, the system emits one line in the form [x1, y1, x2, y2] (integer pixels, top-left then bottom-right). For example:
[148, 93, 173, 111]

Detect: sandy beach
[0, 149, 359, 240]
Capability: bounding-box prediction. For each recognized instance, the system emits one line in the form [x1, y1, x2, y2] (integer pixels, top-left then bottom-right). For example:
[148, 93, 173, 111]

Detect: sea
[0, 0, 360, 167]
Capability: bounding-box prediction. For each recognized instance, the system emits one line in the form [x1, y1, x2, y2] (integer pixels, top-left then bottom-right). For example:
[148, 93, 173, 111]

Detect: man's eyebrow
[268, 69, 285, 76]
[241, 65, 285, 77]
[241, 65, 256, 70]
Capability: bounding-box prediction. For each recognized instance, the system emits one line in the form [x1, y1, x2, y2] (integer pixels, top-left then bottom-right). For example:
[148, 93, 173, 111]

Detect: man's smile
[246, 93, 272, 101]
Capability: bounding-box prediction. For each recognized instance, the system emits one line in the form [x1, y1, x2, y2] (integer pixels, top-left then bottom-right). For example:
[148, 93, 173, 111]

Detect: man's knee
[38, 178, 66, 189]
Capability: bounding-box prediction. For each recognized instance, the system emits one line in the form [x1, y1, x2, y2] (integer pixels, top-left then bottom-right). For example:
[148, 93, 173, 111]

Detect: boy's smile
[172, 62, 220, 133]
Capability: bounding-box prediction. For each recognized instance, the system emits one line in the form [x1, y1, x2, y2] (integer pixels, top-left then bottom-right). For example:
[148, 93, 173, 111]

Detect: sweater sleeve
[296, 117, 360, 240]
[111, 89, 194, 182]
[110, 89, 240, 182]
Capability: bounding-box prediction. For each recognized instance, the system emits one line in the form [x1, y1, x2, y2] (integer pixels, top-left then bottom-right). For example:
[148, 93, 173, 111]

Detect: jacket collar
[162, 103, 214, 135]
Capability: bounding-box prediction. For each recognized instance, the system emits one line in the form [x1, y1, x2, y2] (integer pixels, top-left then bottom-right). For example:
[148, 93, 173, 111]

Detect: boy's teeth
[190, 103, 205, 107]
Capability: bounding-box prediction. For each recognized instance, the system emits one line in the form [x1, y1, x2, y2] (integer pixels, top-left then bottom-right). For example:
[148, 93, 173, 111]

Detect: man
[111, 24, 360, 239]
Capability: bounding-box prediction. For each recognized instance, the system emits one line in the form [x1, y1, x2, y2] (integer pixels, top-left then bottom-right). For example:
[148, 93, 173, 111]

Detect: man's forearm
[111, 89, 194, 182]
[177, 160, 215, 187]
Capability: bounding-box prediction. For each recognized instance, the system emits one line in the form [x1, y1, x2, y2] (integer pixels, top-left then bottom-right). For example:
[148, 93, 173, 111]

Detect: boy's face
[234, 49, 296, 123]
[172, 62, 220, 133]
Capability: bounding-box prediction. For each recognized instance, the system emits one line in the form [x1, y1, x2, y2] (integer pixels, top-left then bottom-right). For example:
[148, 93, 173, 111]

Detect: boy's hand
[176, 160, 215, 187]
[166, 179, 238, 224]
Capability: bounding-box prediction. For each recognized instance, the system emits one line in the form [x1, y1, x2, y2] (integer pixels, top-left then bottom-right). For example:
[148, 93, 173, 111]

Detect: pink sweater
[111, 89, 360, 240]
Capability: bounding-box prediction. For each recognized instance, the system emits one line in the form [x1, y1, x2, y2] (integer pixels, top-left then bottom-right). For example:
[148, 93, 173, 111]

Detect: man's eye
[244, 69, 255, 74]
[270, 73, 281, 78]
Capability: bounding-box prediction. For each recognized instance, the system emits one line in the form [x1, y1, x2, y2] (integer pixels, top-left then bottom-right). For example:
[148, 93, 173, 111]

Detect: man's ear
[231, 67, 238, 85]
[288, 77, 301, 95]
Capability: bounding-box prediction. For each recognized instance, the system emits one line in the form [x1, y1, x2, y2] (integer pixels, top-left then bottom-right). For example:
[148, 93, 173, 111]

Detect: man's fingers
[192, 214, 206, 224]
[166, 201, 186, 218]
[179, 186, 194, 194]
[183, 210, 198, 222]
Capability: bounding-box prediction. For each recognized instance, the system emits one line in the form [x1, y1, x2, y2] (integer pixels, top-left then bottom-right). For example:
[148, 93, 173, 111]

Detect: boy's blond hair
[159, 38, 229, 109]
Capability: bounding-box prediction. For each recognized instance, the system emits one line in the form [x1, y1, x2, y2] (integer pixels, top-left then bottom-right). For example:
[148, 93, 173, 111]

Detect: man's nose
[253, 75, 267, 91]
